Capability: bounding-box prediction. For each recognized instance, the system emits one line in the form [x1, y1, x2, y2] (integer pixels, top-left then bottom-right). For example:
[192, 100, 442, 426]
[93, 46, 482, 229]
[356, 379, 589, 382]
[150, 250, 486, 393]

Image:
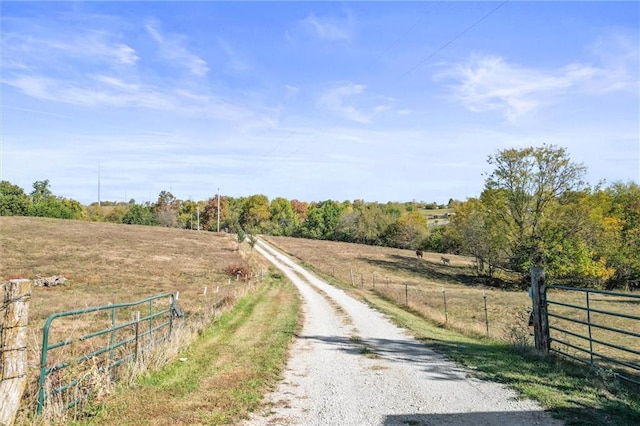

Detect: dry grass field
[0, 216, 270, 420]
[1, 217, 265, 322]
[263, 235, 640, 379]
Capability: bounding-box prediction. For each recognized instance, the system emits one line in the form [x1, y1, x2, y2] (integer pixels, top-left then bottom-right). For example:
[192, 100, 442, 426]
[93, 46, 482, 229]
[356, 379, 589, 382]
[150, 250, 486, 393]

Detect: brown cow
[416, 250, 423, 259]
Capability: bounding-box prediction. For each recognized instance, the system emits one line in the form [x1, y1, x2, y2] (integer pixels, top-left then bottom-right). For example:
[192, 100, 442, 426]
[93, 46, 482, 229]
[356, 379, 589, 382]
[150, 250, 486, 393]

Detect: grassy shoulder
[358, 290, 640, 426]
[78, 271, 300, 425]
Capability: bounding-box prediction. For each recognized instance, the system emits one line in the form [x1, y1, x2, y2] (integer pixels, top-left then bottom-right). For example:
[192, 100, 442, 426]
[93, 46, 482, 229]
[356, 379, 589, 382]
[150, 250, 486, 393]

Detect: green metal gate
[37, 292, 177, 414]
[546, 285, 640, 385]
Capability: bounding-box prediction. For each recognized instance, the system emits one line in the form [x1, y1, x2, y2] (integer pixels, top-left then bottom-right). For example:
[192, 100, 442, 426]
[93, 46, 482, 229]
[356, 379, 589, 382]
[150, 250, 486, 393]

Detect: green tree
[123, 203, 158, 225]
[202, 195, 229, 232]
[268, 197, 298, 235]
[0, 181, 29, 216]
[606, 182, 640, 286]
[336, 201, 390, 245]
[239, 194, 270, 233]
[300, 200, 343, 240]
[383, 211, 428, 249]
[30, 180, 53, 204]
[26, 180, 83, 219]
[483, 144, 587, 274]
[153, 190, 180, 227]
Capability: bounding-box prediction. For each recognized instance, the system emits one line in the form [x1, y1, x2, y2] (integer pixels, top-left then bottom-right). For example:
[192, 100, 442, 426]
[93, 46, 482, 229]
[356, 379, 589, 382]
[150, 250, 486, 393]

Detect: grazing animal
[441, 256, 450, 266]
[416, 250, 423, 259]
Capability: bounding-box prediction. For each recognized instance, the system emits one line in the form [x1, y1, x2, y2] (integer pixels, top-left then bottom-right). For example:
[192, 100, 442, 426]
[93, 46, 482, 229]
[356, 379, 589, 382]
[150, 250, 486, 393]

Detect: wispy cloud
[319, 82, 393, 124]
[2, 30, 139, 70]
[145, 22, 209, 77]
[217, 38, 250, 72]
[586, 31, 640, 93]
[284, 85, 300, 98]
[436, 55, 601, 121]
[437, 32, 639, 122]
[299, 12, 354, 42]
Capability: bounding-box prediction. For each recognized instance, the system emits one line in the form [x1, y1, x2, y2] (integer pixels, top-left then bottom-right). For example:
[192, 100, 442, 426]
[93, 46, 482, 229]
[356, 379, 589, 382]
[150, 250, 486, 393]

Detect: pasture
[0, 216, 269, 421]
[263, 235, 640, 380]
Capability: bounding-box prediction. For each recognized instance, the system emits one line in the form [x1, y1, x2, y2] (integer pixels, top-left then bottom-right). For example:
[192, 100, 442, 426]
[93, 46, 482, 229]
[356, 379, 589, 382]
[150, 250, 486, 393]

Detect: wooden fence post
[531, 267, 550, 353]
[1, 279, 32, 426]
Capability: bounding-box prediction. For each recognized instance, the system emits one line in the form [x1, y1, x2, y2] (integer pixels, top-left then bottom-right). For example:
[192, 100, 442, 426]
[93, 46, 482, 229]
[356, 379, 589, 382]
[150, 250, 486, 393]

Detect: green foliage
[0, 180, 30, 216]
[122, 204, 158, 225]
[268, 197, 298, 236]
[153, 190, 180, 227]
[299, 200, 344, 239]
[239, 194, 270, 232]
[383, 210, 429, 249]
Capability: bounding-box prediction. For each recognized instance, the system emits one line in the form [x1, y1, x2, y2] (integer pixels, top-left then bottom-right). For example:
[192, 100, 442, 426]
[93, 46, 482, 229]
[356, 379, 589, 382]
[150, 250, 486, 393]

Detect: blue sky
[1, 1, 638, 205]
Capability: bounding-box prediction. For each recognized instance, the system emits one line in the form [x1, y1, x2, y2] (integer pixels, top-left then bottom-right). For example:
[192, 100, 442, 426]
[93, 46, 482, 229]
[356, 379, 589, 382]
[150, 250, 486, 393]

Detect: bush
[224, 263, 252, 281]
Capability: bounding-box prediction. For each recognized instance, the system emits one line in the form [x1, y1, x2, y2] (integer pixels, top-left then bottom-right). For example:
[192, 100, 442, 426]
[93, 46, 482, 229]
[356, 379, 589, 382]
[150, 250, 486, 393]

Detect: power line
[401, 1, 509, 78]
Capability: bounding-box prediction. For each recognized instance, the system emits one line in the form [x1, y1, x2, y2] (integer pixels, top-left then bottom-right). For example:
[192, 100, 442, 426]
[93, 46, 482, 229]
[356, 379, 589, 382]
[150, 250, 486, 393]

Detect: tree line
[1, 144, 638, 290]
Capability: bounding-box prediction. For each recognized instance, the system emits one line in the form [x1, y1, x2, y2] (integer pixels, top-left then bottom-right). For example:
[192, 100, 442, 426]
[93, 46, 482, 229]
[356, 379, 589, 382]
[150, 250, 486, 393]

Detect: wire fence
[331, 267, 532, 343]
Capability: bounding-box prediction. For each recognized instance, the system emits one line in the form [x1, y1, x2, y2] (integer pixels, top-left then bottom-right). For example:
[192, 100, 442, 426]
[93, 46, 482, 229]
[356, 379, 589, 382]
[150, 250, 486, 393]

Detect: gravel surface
[247, 239, 563, 426]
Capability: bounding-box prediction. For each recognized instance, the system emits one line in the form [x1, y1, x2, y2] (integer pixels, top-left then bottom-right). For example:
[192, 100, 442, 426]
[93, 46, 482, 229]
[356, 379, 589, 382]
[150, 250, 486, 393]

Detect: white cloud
[299, 12, 354, 42]
[437, 32, 639, 122]
[319, 82, 395, 124]
[586, 31, 640, 93]
[437, 55, 608, 121]
[320, 82, 371, 123]
[284, 85, 300, 98]
[145, 22, 209, 77]
[1, 31, 139, 69]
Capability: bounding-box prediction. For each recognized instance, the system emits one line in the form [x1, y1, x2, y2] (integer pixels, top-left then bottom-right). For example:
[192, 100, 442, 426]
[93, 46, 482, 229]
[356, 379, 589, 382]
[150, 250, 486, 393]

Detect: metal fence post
[586, 291, 594, 364]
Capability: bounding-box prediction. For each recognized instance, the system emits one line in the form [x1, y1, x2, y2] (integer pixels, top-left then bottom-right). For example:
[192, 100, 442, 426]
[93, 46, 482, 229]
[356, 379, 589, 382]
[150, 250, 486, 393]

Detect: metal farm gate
[37, 292, 178, 414]
[544, 284, 640, 385]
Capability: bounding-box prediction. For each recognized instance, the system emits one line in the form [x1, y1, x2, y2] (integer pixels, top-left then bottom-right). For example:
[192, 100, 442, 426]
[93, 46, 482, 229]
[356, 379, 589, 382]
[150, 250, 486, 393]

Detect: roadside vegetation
[77, 273, 299, 426]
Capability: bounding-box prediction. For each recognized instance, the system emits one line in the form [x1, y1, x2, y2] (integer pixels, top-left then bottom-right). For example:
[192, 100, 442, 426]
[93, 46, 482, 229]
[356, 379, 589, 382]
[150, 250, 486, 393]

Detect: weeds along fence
[31, 275, 261, 421]
[36, 292, 177, 415]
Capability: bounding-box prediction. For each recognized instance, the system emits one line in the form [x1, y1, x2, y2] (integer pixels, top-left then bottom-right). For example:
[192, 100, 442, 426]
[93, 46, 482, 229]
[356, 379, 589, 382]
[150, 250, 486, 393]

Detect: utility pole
[217, 188, 220, 232]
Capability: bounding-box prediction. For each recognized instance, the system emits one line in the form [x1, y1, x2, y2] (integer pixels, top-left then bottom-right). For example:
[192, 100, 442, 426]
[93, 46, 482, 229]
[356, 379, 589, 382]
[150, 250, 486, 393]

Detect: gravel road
[247, 239, 562, 426]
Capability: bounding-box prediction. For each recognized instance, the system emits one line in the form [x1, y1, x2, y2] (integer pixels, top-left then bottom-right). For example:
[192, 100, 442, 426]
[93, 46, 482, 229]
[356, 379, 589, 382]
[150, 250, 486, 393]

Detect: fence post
[531, 267, 550, 353]
[405, 282, 408, 306]
[483, 290, 489, 336]
[134, 311, 141, 361]
[0, 279, 31, 426]
[442, 287, 448, 324]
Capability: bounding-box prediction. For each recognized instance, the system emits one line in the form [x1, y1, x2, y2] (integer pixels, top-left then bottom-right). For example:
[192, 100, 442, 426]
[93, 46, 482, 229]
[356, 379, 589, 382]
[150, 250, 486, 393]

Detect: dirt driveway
[247, 239, 562, 426]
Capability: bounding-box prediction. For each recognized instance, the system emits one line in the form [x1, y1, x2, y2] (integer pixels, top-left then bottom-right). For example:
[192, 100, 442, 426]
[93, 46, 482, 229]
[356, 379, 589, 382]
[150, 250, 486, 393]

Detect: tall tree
[153, 190, 180, 227]
[268, 197, 298, 235]
[239, 194, 270, 233]
[483, 144, 587, 273]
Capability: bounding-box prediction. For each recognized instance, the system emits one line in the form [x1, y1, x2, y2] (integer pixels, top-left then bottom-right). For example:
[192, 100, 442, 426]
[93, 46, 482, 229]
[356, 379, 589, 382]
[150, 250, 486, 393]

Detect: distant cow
[416, 250, 423, 259]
